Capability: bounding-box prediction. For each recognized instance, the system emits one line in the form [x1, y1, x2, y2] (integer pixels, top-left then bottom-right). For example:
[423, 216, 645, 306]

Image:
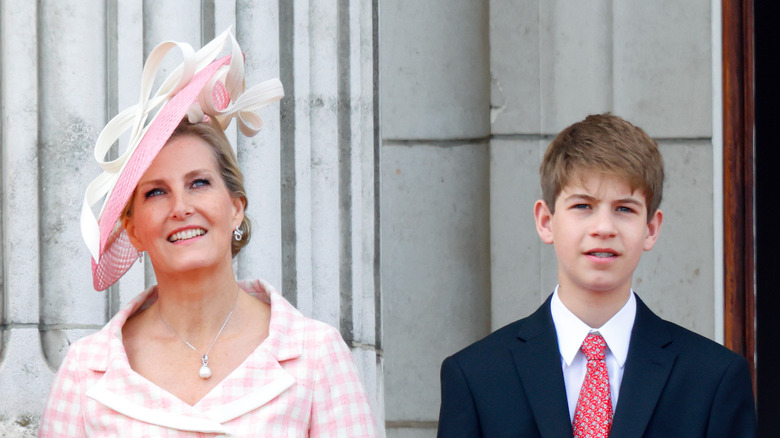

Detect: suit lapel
[610, 296, 676, 438]
[510, 297, 574, 438]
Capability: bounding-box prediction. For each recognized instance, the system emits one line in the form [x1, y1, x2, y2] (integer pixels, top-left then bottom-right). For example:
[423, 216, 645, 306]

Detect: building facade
[381, 1, 722, 436]
[0, 1, 723, 437]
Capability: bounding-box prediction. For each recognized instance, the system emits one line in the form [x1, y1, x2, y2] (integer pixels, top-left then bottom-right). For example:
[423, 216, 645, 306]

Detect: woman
[39, 30, 376, 437]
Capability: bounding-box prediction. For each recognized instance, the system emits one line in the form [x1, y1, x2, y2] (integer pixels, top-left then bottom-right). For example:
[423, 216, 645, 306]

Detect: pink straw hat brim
[92, 55, 231, 291]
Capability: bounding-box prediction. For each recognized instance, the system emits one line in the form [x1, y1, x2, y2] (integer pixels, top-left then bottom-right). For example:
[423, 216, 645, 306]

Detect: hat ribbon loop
[81, 29, 233, 262]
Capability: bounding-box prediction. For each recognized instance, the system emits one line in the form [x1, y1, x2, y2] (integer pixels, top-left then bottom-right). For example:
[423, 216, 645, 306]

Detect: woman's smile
[168, 227, 207, 243]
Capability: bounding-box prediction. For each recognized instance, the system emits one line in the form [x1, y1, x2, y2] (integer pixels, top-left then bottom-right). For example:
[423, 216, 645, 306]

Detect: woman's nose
[169, 191, 194, 219]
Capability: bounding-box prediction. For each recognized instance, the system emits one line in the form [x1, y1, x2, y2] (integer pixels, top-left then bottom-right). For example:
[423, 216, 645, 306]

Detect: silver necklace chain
[158, 289, 239, 379]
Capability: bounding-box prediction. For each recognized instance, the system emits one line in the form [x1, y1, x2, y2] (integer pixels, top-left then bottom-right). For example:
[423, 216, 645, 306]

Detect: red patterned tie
[573, 333, 613, 438]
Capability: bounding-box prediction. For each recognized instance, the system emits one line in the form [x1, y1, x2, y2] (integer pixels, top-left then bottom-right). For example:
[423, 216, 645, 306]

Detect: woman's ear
[232, 196, 246, 228]
[534, 200, 555, 244]
[122, 215, 144, 252]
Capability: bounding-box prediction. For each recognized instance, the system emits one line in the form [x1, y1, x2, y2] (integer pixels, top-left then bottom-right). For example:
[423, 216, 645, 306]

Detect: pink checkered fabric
[572, 333, 613, 438]
[39, 279, 378, 437]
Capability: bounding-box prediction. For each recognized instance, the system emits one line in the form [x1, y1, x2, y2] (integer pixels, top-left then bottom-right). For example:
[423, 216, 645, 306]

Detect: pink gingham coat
[39, 279, 377, 437]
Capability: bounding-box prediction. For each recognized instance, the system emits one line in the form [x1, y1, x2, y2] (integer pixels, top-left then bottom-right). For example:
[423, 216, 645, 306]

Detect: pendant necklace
[158, 289, 239, 379]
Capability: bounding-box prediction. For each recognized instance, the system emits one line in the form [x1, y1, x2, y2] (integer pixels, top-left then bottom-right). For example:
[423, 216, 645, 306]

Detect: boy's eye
[572, 203, 590, 210]
[616, 206, 636, 213]
[144, 188, 164, 199]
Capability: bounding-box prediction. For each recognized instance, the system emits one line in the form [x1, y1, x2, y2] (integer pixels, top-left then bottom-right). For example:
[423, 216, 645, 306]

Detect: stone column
[380, 1, 491, 436]
[272, 0, 383, 428]
[1, 2, 51, 434]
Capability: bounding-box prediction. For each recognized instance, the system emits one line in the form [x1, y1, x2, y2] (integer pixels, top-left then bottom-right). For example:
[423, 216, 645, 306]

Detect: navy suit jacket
[437, 294, 756, 437]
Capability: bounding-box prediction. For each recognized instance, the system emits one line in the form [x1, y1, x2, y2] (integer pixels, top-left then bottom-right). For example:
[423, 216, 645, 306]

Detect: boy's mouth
[168, 228, 206, 242]
[586, 250, 617, 258]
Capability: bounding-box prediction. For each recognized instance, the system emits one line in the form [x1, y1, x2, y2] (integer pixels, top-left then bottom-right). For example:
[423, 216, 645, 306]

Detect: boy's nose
[590, 208, 617, 237]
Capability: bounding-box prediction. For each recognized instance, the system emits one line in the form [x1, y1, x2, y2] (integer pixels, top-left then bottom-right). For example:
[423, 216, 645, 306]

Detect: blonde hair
[540, 113, 664, 221]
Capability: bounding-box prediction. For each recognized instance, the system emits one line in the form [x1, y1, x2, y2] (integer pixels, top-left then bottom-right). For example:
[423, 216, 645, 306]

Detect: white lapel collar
[84, 280, 304, 430]
[87, 383, 229, 433]
[86, 342, 297, 430]
[198, 363, 295, 423]
[238, 279, 305, 362]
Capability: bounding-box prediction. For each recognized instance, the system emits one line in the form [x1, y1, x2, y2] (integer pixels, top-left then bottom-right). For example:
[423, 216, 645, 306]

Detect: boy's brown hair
[540, 113, 664, 221]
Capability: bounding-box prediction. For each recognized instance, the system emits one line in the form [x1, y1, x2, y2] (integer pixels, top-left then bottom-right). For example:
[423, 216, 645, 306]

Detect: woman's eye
[192, 178, 211, 188]
[144, 188, 164, 199]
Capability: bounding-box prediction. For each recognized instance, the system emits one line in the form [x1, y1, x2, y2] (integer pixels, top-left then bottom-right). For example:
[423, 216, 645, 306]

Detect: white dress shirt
[550, 286, 637, 421]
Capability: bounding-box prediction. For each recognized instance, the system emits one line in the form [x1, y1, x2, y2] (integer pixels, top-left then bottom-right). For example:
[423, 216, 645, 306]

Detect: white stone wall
[0, 1, 381, 436]
[380, 1, 491, 436]
[0, 0, 721, 436]
[381, 1, 717, 436]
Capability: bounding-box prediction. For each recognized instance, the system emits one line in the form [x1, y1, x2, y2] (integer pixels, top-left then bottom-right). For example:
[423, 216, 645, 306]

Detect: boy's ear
[534, 200, 555, 244]
[642, 208, 664, 251]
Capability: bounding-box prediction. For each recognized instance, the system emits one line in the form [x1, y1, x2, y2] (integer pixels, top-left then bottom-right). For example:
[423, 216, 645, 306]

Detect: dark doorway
[755, 0, 780, 435]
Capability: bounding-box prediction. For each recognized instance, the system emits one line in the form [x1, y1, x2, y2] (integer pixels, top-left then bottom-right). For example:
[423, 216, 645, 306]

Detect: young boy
[437, 114, 756, 437]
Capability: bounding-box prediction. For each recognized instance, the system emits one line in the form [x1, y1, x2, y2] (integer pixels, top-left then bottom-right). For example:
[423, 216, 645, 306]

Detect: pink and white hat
[81, 29, 284, 291]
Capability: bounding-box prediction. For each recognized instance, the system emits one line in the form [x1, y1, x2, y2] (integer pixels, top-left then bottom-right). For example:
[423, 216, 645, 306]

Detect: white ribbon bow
[81, 29, 284, 262]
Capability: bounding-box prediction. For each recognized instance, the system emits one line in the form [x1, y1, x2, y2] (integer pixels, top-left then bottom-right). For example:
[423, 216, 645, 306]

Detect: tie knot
[581, 333, 607, 361]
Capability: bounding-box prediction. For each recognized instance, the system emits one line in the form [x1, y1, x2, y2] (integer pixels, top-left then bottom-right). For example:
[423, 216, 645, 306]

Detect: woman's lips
[168, 228, 206, 242]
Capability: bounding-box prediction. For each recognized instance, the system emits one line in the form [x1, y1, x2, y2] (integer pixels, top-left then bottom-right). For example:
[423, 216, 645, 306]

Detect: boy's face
[534, 171, 662, 299]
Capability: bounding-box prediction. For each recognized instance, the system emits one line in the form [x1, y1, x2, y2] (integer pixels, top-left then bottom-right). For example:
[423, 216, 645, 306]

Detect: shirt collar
[550, 285, 636, 368]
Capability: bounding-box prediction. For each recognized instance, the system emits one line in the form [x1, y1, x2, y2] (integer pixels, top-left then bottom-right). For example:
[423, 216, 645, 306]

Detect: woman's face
[123, 134, 244, 277]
